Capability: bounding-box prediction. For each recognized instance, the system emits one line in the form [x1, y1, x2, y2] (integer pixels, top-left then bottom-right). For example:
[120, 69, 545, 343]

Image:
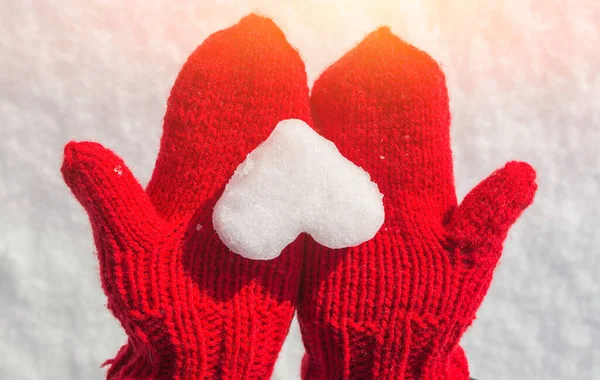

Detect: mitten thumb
[61, 141, 163, 250]
[448, 161, 537, 266]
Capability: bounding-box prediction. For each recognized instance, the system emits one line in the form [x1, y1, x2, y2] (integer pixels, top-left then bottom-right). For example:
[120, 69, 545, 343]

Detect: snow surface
[0, 1, 599, 379]
[213, 119, 384, 260]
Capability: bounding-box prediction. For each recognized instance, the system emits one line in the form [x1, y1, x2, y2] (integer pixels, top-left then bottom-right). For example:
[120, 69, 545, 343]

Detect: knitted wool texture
[298, 28, 537, 379]
[62, 15, 311, 379]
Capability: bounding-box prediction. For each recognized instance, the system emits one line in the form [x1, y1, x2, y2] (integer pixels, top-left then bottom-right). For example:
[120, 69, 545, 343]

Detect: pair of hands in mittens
[62, 14, 536, 380]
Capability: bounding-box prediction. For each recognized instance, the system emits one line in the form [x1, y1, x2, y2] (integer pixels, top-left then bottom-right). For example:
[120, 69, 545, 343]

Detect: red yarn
[298, 28, 537, 379]
[62, 15, 311, 379]
[63, 16, 537, 379]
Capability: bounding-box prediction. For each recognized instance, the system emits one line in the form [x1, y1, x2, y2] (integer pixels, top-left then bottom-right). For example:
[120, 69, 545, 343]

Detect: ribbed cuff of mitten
[299, 323, 470, 380]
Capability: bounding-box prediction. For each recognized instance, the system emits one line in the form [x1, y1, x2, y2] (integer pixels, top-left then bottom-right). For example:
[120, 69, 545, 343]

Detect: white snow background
[1, 1, 598, 379]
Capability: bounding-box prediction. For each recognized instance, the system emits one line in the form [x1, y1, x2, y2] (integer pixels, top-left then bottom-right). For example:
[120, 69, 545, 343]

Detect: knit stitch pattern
[62, 15, 311, 379]
[298, 28, 537, 380]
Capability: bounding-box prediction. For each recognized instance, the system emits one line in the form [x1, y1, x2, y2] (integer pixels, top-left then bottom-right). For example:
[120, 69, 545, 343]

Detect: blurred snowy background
[1, 1, 598, 379]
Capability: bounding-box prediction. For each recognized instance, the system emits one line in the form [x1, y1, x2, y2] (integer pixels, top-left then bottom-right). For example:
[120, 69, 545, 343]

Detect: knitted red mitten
[298, 28, 537, 379]
[62, 15, 310, 379]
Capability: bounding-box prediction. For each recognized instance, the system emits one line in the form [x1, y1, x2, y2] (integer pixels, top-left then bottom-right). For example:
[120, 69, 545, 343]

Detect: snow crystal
[213, 119, 385, 260]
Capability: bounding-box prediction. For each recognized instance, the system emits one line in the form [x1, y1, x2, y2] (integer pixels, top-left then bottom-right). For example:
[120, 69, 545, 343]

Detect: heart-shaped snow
[213, 119, 385, 260]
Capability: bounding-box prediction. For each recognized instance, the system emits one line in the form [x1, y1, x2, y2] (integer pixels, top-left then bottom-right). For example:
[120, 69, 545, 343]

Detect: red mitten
[298, 28, 537, 379]
[62, 15, 311, 379]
